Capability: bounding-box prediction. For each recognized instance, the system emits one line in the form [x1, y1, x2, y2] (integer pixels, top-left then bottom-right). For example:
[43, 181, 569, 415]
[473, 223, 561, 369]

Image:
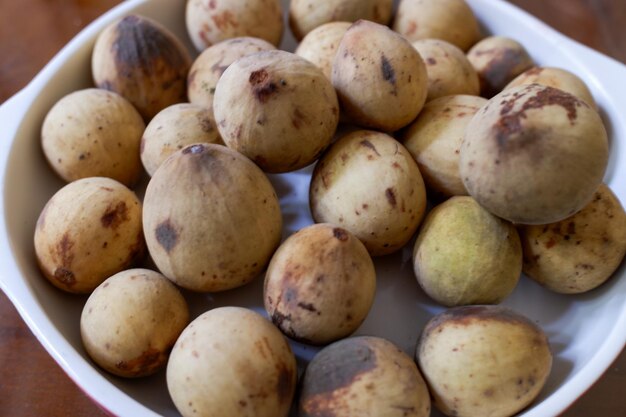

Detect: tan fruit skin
[264, 223, 376, 345]
[80, 269, 189, 377]
[301, 336, 431, 417]
[34, 177, 144, 294]
[393, 0, 482, 51]
[310, 130, 427, 256]
[417, 306, 552, 417]
[460, 83, 609, 225]
[520, 183, 626, 294]
[140, 103, 223, 176]
[167, 307, 297, 417]
[331, 20, 428, 132]
[214, 50, 339, 173]
[413, 196, 522, 307]
[186, 0, 284, 51]
[289, 0, 393, 41]
[143, 143, 282, 292]
[295, 22, 351, 81]
[403, 95, 487, 197]
[187, 37, 276, 113]
[41, 88, 145, 187]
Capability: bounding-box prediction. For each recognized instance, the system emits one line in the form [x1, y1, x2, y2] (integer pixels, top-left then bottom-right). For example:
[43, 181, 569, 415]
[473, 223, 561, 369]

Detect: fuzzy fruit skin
[310, 130, 427, 256]
[41, 88, 145, 187]
[140, 103, 223, 176]
[34, 177, 144, 294]
[505, 66, 597, 110]
[289, 0, 393, 41]
[92, 14, 191, 121]
[332, 20, 428, 132]
[185, 0, 283, 51]
[403, 95, 487, 197]
[187, 37, 276, 113]
[264, 223, 376, 345]
[167, 307, 297, 417]
[459, 83, 608, 225]
[214, 50, 339, 173]
[300, 336, 431, 417]
[413, 196, 522, 307]
[417, 306, 552, 417]
[467, 36, 534, 98]
[393, 0, 481, 51]
[80, 269, 189, 378]
[143, 143, 282, 292]
[519, 183, 626, 294]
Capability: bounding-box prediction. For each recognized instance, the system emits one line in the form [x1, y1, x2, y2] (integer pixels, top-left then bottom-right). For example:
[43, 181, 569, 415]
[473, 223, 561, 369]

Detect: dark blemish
[360, 139, 381, 156]
[55, 232, 75, 272]
[316, 275, 325, 283]
[479, 48, 531, 97]
[545, 238, 556, 249]
[271, 309, 292, 329]
[238, 400, 247, 407]
[567, 222, 576, 235]
[249, 69, 279, 103]
[495, 86, 583, 150]
[297, 302, 318, 313]
[333, 227, 349, 242]
[54, 268, 76, 286]
[101, 201, 129, 229]
[303, 338, 377, 396]
[209, 0, 217, 9]
[484, 388, 495, 397]
[426, 57, 437, 65]
[292, 107, 306, 129]
[115, 348, 163, 375]
[362, 204, 369, 210]
[197, 114, 215, 133]
[385, 188, 397, 207]
[155, 219, 178, 253]
[381, 54, 396, 85]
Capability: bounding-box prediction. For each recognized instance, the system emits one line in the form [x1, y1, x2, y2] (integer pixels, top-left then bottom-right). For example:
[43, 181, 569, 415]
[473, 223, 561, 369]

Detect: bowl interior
[2, 0, 626, 416]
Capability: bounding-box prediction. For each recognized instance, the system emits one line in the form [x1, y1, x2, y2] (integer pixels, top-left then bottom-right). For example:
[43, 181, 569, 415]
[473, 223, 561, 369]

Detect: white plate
[1, 0, 625, 416]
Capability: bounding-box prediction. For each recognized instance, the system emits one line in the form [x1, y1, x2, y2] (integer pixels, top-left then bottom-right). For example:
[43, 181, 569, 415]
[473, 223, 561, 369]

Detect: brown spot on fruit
[211, 10, 238, 31]
[297, 302, 319, 313]
[381, 54, 396, 85]
[101, 201, 129, 229]
[115, 347, 163, 375]
[385, 188, 397, 207]
[56, 233, 75, 269]
[360, 140, 381, 156]
[276, 362, 294, 404]
[155, 219, 178, 253]
[303, 338, 377, 396]
[249, 69, 279, 103]
[495, 86, 583, 150]
[427, 57, 437, 65]
[54, 267, 76, 286]
[333, 228, 349, 242]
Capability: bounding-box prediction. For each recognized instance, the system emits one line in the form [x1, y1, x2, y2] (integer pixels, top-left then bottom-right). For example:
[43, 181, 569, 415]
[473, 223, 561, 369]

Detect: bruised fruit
[310, 130, 427, 256]
[92, 14, 191, 120]
[264, 223, 376, 345]
[332, 20, 428, 132]
[34, 177, 144, 293]
[393, 0, 481, 51]
[167, 307, 297, 417]
[505, 66, 597, 110]
[185, 0, 283, 51]
[413, 196, 522, 306]
[460, 83, 609, 225]
[417, 306, 552, 417]
[187, 37, 276, 113]
[289, 0, 393, 40]
[140, 103, 222, 176]
[80, 268, 189, 377]
[41, 88, 145, 187]
[519, 183, 626, 294]
[467, 36, 534, 98]
[300, 336, 431, 417]
[214, 50, 339, 173]
[143, 143, 282, 292]
[403, 94, 487, 197]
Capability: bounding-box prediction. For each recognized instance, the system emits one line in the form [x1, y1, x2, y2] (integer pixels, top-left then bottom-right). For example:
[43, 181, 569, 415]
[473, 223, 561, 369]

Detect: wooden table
[0, 0, 624, 416]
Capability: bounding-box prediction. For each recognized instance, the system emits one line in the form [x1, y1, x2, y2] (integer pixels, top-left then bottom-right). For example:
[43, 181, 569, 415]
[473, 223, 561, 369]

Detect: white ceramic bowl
[1, 0, 625, 416]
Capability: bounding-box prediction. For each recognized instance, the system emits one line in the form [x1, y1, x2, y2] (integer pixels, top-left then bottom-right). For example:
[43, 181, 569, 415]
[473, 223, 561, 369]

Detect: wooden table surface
[0, 0, 624, 416]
